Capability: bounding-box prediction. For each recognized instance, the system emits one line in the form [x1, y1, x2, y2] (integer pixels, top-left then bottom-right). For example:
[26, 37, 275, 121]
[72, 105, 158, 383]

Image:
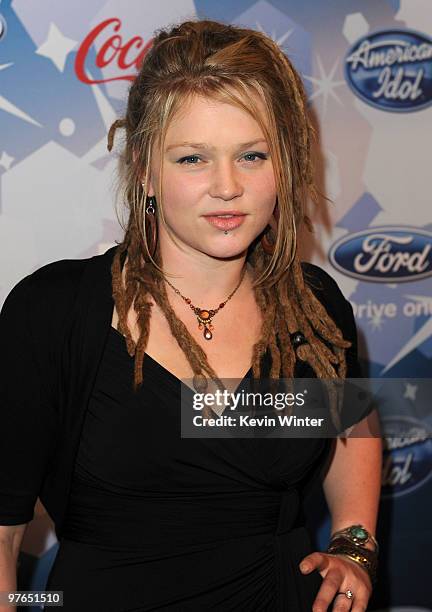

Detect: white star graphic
[0, 151, 15, 171]
[304, 56, 345, 116]
[255, 21, 294, 47]
[404, 382, 418, 401]
[381, 294, 432, 374]
[35, 23, 77, 72]
[368, 312, 385, 332]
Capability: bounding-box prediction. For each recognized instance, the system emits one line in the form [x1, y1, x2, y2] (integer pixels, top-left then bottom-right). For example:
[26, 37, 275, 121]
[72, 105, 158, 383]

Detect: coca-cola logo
[329, 226, 432, 282]
[381, 416, 432, 499]
[345, 29, 432, 112]
[74, 18, 153, 84]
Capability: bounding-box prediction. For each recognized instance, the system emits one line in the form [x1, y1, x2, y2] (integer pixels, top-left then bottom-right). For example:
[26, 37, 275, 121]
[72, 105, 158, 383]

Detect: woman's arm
[322, 414, 382, 540]
[299, 411, 383, 612]
[0, 524, 27, 612]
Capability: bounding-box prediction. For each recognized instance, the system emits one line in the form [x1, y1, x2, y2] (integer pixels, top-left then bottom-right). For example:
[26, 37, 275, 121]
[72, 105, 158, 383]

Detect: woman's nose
[208, 161, 243, 200]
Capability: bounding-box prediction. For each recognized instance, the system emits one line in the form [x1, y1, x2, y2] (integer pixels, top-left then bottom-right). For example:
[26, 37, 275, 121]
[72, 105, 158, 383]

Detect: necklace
[164, 265, 247, 340]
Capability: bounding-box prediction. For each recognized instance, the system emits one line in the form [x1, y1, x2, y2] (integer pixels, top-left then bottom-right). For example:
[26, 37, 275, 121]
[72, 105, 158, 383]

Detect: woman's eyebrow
[165, 138, 268, 152]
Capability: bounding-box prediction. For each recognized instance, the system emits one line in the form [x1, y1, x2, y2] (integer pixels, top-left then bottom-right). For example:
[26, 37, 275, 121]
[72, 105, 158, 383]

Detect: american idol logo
[329, 226, 432, 283]
[381, 416, 432, 499]
[345, 29, 432, 112]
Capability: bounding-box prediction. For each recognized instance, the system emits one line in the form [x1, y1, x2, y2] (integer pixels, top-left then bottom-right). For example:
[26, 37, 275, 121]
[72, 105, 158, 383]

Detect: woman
[0, 19, 381, 612]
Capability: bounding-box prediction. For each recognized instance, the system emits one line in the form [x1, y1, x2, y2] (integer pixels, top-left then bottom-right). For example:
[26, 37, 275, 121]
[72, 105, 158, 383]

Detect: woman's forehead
[162, 93, 270, 145]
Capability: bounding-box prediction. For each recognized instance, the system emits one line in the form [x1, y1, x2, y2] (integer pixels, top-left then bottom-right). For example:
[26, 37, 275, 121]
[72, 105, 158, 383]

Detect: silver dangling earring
[142, 182, 156, 214]
[144, 193, 157, 257]
[146, 195, 156, 215]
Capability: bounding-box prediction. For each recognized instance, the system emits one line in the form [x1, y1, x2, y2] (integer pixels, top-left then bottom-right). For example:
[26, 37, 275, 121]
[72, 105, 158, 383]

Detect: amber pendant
[195, 309, 215, 340]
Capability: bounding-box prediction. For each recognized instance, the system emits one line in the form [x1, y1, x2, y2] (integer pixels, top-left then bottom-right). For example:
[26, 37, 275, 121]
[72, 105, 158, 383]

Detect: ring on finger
[336, 589, 354, 600]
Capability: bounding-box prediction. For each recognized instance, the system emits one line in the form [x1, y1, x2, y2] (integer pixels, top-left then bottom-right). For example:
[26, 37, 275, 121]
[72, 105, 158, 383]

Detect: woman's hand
[299, 552, 372, 611]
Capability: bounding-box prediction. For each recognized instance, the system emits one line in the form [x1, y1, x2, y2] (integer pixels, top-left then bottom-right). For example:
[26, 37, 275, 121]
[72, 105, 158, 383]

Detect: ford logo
[345, 29, 432, 112]
[329, 226, 432, 283]
[381, 417, 432, 499]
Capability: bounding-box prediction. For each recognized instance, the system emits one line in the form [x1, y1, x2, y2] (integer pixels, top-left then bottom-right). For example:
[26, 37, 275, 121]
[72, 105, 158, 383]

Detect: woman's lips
[204, 214, 246, 231]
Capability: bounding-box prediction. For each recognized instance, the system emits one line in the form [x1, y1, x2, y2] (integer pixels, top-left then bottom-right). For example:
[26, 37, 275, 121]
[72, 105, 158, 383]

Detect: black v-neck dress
[44, 324, 340, 611]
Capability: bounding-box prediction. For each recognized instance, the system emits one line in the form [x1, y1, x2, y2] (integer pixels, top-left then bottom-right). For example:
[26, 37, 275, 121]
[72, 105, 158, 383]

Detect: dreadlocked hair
[107, 19, 352, 429]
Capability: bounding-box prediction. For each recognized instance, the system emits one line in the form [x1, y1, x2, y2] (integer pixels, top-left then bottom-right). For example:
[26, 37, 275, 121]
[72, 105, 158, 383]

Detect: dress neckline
[109, 325, 253, 393]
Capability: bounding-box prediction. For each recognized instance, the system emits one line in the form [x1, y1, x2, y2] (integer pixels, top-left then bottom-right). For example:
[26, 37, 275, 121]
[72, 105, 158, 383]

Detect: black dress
[45, 325, 334, 611]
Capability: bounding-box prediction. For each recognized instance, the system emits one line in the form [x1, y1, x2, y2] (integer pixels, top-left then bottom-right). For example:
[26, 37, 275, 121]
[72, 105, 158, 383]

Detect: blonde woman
[0, 19, 381, 612]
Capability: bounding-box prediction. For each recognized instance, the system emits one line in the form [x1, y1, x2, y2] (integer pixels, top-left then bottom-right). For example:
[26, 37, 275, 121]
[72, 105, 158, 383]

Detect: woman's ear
[140, 174, 155, 198]
[132, 149, 155, 197]
[146, 178, 155, 197]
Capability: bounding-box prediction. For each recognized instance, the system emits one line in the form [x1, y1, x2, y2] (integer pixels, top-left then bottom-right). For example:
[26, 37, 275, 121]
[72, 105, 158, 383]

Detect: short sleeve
[302, 263, 374, 432]
[0, 275, 60, 524]
[337, 295, 376, 431]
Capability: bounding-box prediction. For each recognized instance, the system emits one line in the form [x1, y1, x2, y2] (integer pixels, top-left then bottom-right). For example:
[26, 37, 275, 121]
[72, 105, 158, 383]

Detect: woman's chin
[198, 241, 249, 261]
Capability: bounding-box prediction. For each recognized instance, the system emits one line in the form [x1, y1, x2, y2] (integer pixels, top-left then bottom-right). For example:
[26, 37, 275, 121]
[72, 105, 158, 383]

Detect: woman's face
[148, 94, 277, 260]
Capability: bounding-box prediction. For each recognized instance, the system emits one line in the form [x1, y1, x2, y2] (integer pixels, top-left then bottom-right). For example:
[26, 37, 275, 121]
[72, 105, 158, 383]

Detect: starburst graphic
[404, 382, 418, 401]
[35, 23, 77, 72]
[0, 63, 42, 127]
[255, 20, 294, 47]
[368, 312, 385, 332]
[0, 94, 42, 127]
[304, 56, 345, 116]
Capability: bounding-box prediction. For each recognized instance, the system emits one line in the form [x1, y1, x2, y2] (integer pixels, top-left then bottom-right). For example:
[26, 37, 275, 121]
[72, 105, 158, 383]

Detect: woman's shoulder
[1, 246, 117, 327]
[300, 261, 356, 339]
[300, 262, 365, 383]
[301, 261, 349, 306]
[2, 256, 89, 315]
[301, 261, 344, 298]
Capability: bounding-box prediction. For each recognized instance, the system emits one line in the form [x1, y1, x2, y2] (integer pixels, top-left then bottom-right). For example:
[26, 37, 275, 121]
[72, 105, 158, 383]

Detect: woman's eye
[242, 152, 268, 163]
[176, 152, 268, 165]
[177, 155, 201, 165]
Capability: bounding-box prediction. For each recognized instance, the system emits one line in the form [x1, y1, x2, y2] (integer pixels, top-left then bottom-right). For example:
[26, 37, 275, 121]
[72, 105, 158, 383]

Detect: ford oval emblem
[345, 29, 432, 112]
[329, 226, 432, 283]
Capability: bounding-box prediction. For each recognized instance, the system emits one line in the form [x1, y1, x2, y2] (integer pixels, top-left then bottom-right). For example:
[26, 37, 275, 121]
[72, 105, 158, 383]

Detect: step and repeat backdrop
[1, 0, 431, 610]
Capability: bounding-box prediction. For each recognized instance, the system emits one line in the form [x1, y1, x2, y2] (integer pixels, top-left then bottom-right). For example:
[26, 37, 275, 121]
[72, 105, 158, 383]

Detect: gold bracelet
[326, 541, 378, 584]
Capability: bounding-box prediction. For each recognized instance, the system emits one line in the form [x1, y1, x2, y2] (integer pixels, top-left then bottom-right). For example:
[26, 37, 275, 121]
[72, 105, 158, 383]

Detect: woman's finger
[350, 587, 370, 612]
[333, 583, 371, 612]
[332, 591, 354, 612]
[311, 568, 343, 612]
[299, 551, 328, 574]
